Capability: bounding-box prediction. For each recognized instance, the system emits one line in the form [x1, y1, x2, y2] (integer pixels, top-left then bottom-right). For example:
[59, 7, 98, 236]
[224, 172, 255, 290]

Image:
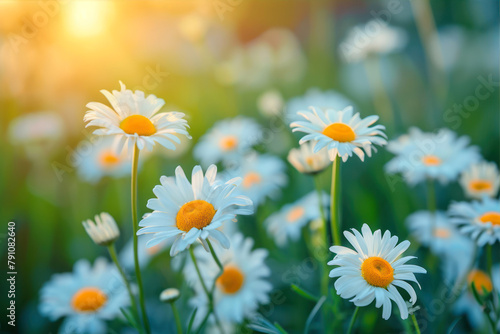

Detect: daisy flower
[328, 224, 426, 320]
[39, 258, 130, 334]
[286, 88, 355, 124]
[291, 106, 387, 162]
[8, 111, 65, 160]
[444, 267, 496, 329]
[137, 165, 253, 256]
[84, 82, 190, 152]
[340, 20, 407, 63]
[287, 141, 331, 175]
[265, 191, 329, 247]
[257, 89, 284, 118]
[406, 210, 475, 258]
[449, 196, 500, 246]
[460, 161, 500, 199]
[82, 212, 120, 246]
[193, 117, 263, 166]
[385, 127, 480, 185]
[184, 233, 272, 325]
[119, 233, 172, 271]
[224, 152, 288, 207]
[74, 137, 132, 184]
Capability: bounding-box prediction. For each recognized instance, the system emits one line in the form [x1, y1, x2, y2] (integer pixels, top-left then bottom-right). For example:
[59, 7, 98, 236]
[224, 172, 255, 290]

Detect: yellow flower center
[361, 256, 394, 288]
[305, 157, 315, 166]
[176, 200, 216, 232]
[242, 172, 261, 188]
[422, 155, 441, 166]
[322, 123, 356, 143]
[468, 270, 493, 295]
[433, 228, 451, 239]
[216, 265, 245, 294]
[219, 136, 238, 151]
[120, 115, 156, 136]
[99, 151, 120, 167]
[71, 287, 107, 312]
[470, 180, 493, 192]
[287, 207, 305, 223]
[479, 212, 500, 226]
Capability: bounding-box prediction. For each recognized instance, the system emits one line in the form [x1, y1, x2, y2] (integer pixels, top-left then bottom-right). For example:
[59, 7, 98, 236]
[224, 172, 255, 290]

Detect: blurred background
[0, 0, 499, 333]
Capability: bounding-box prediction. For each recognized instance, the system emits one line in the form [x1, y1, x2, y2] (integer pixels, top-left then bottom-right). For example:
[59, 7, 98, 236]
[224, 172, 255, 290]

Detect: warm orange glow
[422, 155, 441, 166]
[217, 265, 245, 294]
[72, 287, 107, 312]
[242, 172, 261, 188]
[479, 212, 500, 226]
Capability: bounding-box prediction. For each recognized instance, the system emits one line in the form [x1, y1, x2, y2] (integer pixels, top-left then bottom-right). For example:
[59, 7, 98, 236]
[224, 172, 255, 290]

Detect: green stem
[487, 244, 493, 277]
[107, 244, 140, 325]
[189, 247, 210, 297]
[170, 303, 183, 334]
[427, 178, 437, 235]
[131, 144, 150, 334]
[347, 306, 359, 334]
[330, 158, 341, 246]
[411, 314, 421, 334]
[314, 175, 331, 331]
[207, 240, 226, 334]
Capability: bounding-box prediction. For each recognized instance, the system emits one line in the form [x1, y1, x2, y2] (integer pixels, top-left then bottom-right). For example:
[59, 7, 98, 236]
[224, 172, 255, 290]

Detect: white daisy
[286, 88, 355, 124]
[406, 210, 475, 258]
[8, 111, 65, 160]
[184, 233, 272, 325]
[385, 127, 480, 185]
[39, 258, 130, 334]
[287, 141, 331, 175]
[265, 191, 329, 247]
[460, 161, 500, 200]
[449, 196, 500, 246]
[224, 152, 288, 207]
[193, 117, 263, 167]
[257, 89, 284, 118]
[84, 81, 190, 152]
[119, 233, 171, 271]
[339, 20, 407, 63]
[328, 224, 426, 320]
[82, 212, 120, 246]
[137, 165, 253, 256]
[291, 106, 387, 162]
[73, 137, 132, 184]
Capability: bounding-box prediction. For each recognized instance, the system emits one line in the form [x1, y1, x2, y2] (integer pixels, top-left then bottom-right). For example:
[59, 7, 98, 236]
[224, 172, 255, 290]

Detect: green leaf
[291, 284, 320, 302]
[187, 308, 198, 334]
[304, 296, 327, 334]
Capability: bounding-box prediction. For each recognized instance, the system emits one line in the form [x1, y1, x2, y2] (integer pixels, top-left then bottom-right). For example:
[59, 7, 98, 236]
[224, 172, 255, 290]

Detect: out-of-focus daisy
[193, 117, 262, 166]
[406, 210, 475, 257]
[73, 137, 132, 184]
[214, 29, 306, 89]
[119, 233, 171, 271]
[84, 82, 190, 152]
[287, 141, 331, 175]
[8, 111, 65, 160]
[138, 165, 253, 256]
[184, 233, 272, 325]
[445, 267, 495, 329]
[328, 224, 426, 320]
[39, 258, 129, 334]
[449, 196, 500, 246]
[286, 88, 355, 123]
[257, 89, 284, 118]
[225, 152, 288, 207]
[291, 106, 387, 162]
[385, 128, 480, 185]
[340, 20, 407, 63]
[460, 161, 500, 200]
[82, 212, 120, 246]
[265, 191, 329, 247]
